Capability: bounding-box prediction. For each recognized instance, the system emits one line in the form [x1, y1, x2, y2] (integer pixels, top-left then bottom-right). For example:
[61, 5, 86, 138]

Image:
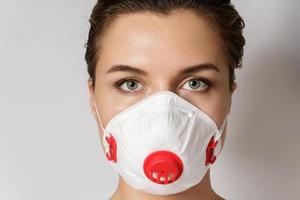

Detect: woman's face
[88, 9, 237, 151]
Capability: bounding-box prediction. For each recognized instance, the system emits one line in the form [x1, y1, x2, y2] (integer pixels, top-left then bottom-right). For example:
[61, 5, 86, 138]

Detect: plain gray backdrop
[0, 0, 299, 199]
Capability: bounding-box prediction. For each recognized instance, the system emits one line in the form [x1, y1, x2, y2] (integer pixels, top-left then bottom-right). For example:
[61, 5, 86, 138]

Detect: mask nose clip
[143, 150, 183, 185]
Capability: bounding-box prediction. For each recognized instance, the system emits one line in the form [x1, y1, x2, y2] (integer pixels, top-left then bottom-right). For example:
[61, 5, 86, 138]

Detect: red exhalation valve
[205, 136, 218, 166]
[105, 134, 117, 163]
[143, 150, 183, 185]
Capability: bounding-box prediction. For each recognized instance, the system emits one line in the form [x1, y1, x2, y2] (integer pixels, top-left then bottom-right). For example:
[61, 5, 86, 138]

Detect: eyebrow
[105, 63, 220, 76]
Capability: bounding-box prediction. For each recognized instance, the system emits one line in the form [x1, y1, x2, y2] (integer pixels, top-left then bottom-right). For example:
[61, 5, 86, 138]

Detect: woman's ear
[229, 81, 238, 113]
[88, 80, 97, 117]
[232, 81, 238, 92]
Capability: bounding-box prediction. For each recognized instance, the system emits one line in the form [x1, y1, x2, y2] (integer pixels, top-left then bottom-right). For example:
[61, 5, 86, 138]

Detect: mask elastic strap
[212, 114, 229, 158]
[214, 114, 229, 142]
[93, 96, 107, 135]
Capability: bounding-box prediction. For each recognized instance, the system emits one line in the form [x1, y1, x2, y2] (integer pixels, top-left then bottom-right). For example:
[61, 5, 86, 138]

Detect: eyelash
[113, 75, 212, 94]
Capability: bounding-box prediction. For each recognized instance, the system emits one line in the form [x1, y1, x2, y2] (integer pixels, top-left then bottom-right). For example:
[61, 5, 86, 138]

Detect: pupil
[127, 80, 137, 89]
[189, 80, 200, 89]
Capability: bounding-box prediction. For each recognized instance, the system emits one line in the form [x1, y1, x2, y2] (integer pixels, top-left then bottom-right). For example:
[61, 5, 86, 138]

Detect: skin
[88, 9, 237, 200]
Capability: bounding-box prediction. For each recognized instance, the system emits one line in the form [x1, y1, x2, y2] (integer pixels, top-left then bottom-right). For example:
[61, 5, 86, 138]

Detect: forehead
[97, 9, 228, 74]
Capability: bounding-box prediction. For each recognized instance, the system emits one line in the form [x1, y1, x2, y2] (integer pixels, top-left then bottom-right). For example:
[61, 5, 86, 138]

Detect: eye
[182, 77, 210, 92]
[116, 79, 143, 92]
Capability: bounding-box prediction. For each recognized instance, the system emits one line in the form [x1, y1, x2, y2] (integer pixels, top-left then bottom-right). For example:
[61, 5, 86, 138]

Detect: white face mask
[93, 90, 228, 195]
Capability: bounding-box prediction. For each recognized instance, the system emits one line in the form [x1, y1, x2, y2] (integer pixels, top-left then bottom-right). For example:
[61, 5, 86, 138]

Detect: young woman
[85, 1, 245, 199]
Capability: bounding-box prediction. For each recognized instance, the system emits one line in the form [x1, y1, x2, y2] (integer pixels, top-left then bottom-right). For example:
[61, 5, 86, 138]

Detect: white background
[0, 0, 299, 199]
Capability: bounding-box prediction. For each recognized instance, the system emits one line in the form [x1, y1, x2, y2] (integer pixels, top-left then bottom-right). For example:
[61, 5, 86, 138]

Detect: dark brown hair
[85, 0, 245, 90]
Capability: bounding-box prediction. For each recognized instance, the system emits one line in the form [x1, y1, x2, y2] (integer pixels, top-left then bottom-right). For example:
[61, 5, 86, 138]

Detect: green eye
[182, 78, 209, 92]
[119, 79, 143, 92]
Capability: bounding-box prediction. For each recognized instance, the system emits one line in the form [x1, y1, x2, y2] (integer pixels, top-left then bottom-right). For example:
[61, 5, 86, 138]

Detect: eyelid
[181, 75, 212, 87]
[113, 76, 145, 87]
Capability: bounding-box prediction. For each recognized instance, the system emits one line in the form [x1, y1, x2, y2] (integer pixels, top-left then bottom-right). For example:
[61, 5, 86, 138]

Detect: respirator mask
[93, 90, 228, 195]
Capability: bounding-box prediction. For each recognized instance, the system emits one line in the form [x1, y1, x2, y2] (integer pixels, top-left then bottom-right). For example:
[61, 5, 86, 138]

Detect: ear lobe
[229, 97, 232, 113]
[229, 81, 237, 113]
[89, 96, 97, 117]
[87, 80, 97, 117]
[91, 104, 96, 116]
[232, 81, 238, 92]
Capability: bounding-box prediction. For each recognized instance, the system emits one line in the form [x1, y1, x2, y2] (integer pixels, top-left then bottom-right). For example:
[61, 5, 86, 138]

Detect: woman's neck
[109, 170, 224, 200]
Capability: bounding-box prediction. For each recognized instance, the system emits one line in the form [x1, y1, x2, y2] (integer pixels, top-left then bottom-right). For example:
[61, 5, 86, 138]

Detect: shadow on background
[220, 25, 300, 199]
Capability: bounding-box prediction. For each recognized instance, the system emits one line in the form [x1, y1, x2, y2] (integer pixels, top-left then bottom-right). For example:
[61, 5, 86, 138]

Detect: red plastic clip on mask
[205, 136, 218, 166]
[105, 134, 117, 162]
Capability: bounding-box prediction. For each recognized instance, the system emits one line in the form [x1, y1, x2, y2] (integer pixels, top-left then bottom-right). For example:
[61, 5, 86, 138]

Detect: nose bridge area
[150, 74, 178, 94]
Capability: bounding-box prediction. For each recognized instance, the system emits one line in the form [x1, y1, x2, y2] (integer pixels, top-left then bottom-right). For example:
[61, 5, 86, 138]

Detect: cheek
[95, 96, 119, 129]
[189, 90, 230, 129]
[95, 84, 142, 128]
[206, 95, 229, 128]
